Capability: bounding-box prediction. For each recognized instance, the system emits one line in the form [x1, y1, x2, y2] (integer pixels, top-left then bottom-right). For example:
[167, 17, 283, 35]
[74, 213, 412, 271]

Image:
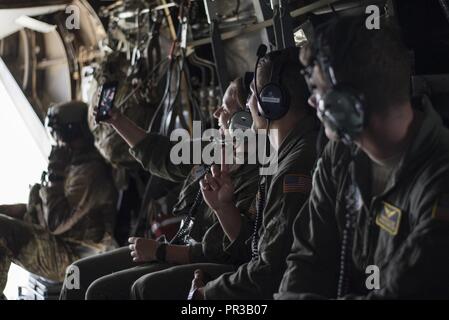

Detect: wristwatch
[155, 243, 167, 262]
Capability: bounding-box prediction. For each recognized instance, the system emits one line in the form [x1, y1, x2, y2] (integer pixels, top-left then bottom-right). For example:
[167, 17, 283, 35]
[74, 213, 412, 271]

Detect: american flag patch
[283, 174, 312, 194]
[432, 195, 449, 222]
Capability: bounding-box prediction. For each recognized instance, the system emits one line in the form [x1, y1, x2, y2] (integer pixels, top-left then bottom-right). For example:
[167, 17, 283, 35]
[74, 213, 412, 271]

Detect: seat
[412, 74, 449, 127]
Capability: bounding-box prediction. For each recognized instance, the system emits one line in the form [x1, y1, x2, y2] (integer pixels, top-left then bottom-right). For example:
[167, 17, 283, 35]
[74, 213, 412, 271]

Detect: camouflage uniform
[87, 52, 157, 171]
[60, 133, 259, 299]
[276, 97, 449, 299]
[0, 146, 118, 293]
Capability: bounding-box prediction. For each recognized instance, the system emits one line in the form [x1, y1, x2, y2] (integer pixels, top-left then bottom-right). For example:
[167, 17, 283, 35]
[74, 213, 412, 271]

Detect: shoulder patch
[283, 174, 312, 194]
[432, 195, 449, 222]
[375, 202, 402, 236]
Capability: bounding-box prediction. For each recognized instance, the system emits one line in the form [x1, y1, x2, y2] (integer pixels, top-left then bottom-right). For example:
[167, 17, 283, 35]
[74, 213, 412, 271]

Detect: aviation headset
[227, 72, 254, 134]
[311, 27, 366, 145]
[45, 101, 90, 144]
[254, 45, 301, 121]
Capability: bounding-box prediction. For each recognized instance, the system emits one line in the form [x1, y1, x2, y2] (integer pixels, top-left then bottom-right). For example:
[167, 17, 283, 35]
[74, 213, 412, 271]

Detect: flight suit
[276, 96, 449, 299]
[60, 134, 259, 299]
[179, 115, 318, 300]
[0, 147, 118, 294]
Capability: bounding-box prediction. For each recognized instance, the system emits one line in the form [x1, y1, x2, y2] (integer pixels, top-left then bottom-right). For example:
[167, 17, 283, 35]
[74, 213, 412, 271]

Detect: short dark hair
[256, 48, 310, 113]
[229, 77, 247, 109]
[314, 15, 411, 114]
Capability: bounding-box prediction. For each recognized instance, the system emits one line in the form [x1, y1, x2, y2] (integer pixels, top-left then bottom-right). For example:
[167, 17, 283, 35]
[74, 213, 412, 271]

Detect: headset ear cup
[258, 83, 289, 120]
[321, 86, 365, 141]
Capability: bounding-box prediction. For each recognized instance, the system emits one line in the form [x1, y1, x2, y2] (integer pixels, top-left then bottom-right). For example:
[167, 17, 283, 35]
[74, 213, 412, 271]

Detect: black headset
[227, 72, 254, 133]
[46, 109, 85, 143]
[254, 45, 299, 121]
[312, 34, 366, 145]
[228, 110, 253, 135]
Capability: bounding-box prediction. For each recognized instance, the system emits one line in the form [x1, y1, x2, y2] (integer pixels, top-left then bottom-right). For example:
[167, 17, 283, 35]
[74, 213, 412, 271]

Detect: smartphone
[95, 81, 118, 123]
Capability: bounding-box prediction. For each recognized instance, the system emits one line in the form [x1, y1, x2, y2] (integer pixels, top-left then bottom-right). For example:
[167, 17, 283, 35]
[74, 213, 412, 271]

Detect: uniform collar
[353, 96, 444, 200]
[389, 96, 442, 187]
[276, 114, 318, 162]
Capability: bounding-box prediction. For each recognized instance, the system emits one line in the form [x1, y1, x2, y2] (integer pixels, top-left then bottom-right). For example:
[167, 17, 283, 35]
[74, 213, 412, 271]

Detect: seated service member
[60, 78, 260, 300]
[276, 16, 449, 300]
[183, 46, 319, 300]
[0, 101, 117, 297]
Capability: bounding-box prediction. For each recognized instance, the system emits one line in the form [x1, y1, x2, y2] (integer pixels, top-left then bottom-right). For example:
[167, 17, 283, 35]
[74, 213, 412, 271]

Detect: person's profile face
[213, 84, 241, 131]
[301, 44, 339, 141]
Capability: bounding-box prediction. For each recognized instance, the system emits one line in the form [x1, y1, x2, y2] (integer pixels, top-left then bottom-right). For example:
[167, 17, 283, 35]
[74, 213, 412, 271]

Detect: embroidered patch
[283, 174, 312, 194]
[375, 202, 402, 236]
[432, 195, 449, 222]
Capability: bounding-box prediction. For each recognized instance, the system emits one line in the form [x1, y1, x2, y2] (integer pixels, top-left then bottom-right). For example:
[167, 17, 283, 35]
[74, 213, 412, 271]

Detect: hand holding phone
[95, 81, 118, 123]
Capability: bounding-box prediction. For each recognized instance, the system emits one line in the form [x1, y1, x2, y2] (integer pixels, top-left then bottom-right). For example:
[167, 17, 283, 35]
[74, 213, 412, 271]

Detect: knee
[60, 262, 83, 300]
[0, 214, 22, 245]
[0, 214, 14, 231]
[85, 277, 109, 300]
[131, 275, 156, 300]
[61, 257, 98, 300]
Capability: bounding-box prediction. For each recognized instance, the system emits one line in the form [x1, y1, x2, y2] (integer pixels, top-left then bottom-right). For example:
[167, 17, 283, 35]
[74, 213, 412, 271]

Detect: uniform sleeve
[39, 161, 117, 236]
[350, 176, 449, 300]
[220, 188, 258, 265]
[221, 214, 254, 264]
[275, 144, 340, 300]
[191, 211, 255, 265]
[129, 133, 193, 182]
[192, 174, 259, 265]
[203, 159, 313, 299]
[190, 215, 254, 265]
[189, 242, 207, 263]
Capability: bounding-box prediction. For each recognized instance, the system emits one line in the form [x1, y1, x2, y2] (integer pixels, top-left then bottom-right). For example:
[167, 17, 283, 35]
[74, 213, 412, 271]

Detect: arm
[40, 160, 114, 235]
[129, 237, 191, 264]
[200, 165, 242, 241]
[275, 147, 340, 300]
[95, 106, 146, 148]
[348, 178, 449, 300]
[0, 204, 27, 220]
[203, 167, 313, 299]
[190, 173, 258, 265]
[212, 205, 242, 242]
[97, 108, 192, 182]
[220, 177, 259, 265]
[108, 111, 146, 148]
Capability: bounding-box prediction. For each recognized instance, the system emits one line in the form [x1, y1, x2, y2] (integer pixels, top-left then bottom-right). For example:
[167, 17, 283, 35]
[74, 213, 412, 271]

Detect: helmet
[45, 101, 92, 144]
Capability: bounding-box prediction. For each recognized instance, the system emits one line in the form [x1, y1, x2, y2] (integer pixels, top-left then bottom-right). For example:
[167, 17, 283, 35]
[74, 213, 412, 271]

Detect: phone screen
[96, 82, 118, 122]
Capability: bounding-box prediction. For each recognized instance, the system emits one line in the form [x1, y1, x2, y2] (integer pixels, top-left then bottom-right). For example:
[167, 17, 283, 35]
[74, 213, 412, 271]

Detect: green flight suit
[200, 115, 318, 300]
[276, 96, 449, 299]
